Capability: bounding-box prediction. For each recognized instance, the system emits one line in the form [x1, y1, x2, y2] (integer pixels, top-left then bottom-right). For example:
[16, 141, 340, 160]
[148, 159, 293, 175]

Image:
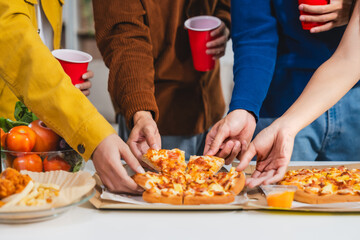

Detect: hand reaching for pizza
[91, 134, 145, 194]
[299, 0, 353, 33]
[206, 21, 230, 59]
[127, 111, 161, 161]
[204, 109, 256, 165]
[236, 120, 297, 188]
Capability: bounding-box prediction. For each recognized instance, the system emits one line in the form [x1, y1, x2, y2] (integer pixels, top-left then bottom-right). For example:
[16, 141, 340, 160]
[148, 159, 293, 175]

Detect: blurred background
[63, 0, 234, 130]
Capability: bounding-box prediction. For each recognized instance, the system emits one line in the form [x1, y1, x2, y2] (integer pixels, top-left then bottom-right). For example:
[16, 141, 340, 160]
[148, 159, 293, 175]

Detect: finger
[82, 70, 94, 80]
[310, 22, 334, 33]
[110, 163, 143, 193]
[75, 80, 92, 91]
[236, 143, 257, 171]
[206, 35, 228, 48]
[143, 126, 160, 150]
[121, 142, 145, 174]
[263, 166, 288, 185]
[216, 140, 234, 159]
[206, 126, 228, 156]
[247, 170, 276, 188]
[203, 131, 215, 155]
[212, 52, 225, 60]
[127, 130, 144, 160]
[299, 3, 340, 14]
[225, 141, 241, 165]
[236, 140, 248, 159]
[299, 12, 337, 23]
[81, 90, 90, 96]
[210, 22, 225, 37]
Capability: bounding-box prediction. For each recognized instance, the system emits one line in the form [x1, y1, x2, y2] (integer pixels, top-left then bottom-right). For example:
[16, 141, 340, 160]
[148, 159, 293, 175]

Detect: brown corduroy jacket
[93, 0, 230, 135]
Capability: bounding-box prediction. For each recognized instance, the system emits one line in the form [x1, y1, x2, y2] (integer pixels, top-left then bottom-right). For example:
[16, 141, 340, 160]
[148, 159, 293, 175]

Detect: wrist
[272, 116, 301, 138]
[133, 111, 153, 125]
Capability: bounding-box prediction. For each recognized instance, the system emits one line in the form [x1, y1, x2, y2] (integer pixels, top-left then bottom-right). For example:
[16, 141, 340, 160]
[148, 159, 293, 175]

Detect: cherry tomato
[43, 156, 71, 171]
[6, 126, 36, 152]
[13, 154, 43, 172]
[0, 128, 7, 148]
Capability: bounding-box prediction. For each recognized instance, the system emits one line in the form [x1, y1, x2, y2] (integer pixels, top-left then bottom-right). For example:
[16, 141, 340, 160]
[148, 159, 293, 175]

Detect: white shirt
[35, 0, 54, 50]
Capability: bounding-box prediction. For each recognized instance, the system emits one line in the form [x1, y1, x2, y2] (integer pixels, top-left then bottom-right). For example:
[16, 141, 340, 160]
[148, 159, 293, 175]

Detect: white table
[1, 161, 360, 240]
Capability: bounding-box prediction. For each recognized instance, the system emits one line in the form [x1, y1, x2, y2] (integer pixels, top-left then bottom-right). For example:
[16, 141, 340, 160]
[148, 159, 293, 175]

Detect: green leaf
[0, 117, 29, 132]
[14, 101, 37, 123]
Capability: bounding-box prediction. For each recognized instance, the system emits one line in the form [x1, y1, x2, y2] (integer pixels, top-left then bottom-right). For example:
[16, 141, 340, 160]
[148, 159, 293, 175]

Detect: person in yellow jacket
[0, 0, 144, 193]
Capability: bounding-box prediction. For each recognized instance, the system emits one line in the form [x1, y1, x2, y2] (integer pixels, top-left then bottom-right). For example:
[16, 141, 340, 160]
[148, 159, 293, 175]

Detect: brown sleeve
[92, 0, 158, 128]
[214, 0, 231, 31]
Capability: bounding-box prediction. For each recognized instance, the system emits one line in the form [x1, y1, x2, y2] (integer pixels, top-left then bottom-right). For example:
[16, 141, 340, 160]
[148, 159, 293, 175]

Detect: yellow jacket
[0, 0, 116, 160]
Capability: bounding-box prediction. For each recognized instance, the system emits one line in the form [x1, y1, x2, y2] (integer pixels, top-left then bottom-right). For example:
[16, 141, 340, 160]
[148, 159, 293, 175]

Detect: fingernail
[299, 16, 305, 21]
[137, 166, 145, 174]
[74, 84, 80, 89]
[299, 5, 303, 10]
[206, 50, 210, 55]
[82, 73, 87, 79]
[206, 43, 211, 47]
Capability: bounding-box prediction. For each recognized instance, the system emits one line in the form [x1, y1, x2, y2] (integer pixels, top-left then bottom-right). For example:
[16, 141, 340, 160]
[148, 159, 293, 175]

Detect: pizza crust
[143, 190, 182, 205]
[132, 174, 151, 190]
[228, 172, 246, 196]
[295, 190, 360, 204]
[141, 156, 161, 172]
[183, 194, 235, 205]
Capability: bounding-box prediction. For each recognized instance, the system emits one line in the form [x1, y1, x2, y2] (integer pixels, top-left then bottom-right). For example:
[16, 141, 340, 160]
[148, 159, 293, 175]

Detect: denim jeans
[118, 115, 207, 160]
[255, 86, 360, 161]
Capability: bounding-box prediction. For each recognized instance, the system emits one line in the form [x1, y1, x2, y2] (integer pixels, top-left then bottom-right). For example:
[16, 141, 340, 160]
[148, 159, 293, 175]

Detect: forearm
[93, 0, 158, 128]
[0, 0, 116, 159]
[279, 1, 360, 134]
[229, 0, 278, 119]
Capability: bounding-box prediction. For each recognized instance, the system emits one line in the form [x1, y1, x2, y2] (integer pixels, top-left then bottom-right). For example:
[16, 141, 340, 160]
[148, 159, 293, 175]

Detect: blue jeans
[118, 115, 207, 160]
[255, 86, 360, 161]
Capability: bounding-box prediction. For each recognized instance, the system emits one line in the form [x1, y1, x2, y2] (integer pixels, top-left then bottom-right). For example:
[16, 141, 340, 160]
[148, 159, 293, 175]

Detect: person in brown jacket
[93, 0, 230, 160]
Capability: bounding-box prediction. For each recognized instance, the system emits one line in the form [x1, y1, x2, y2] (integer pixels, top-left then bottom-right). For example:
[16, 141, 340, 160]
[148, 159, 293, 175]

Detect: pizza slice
[213, 167, 246, 196]
[186, 155, 224, 181]
[278, 167, 360, 204]
[132, 172, 183, 205]
[183, 178, 234, 205]
[142, 148, 186, 175]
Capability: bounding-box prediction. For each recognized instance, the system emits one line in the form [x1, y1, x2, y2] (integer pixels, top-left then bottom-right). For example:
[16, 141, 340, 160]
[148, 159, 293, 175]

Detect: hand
[75, 70, 94, 96]
[236, 120, 296, 188]
[206, 21, 230, 60]
[127, 111, 161, 161]
[299, 0, 353, 33]
[204, 109, 256, 165]
[92, 134, 145, 193]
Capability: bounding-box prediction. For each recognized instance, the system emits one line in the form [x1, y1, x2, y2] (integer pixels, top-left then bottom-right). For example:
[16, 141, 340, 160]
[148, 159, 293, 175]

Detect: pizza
[133, 149, 246, 205]
[142, 148, 186, 175]
[278, 166, 360, 204]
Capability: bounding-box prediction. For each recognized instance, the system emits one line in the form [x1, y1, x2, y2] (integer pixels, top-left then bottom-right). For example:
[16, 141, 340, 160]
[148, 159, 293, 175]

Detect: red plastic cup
[184, 16, 221, 72]
[52, 49, 93, 85]
[298, 0, 329, 30]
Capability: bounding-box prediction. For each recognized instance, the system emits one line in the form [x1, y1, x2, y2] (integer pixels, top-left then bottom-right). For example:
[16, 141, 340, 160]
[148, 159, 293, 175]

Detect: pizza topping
[279, 166, 360, 199]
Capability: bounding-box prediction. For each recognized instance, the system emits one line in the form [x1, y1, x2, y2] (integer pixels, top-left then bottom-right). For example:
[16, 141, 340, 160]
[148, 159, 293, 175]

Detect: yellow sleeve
[0, 0, 116, 160]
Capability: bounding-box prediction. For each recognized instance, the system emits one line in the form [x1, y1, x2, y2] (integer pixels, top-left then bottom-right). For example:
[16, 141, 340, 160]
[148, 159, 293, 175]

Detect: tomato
[6, 126, 37, 152]
[0, 128, 7, 148]
[13, 154, 43, 172]
[29, 120, 60, 152]
[43, 156, 71, 171]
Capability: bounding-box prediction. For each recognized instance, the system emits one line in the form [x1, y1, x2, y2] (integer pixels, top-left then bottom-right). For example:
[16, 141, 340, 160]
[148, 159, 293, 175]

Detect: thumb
[236, 142, 256, 171]
[120, 143, 145, 174]
[205, 129, 227, 156]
